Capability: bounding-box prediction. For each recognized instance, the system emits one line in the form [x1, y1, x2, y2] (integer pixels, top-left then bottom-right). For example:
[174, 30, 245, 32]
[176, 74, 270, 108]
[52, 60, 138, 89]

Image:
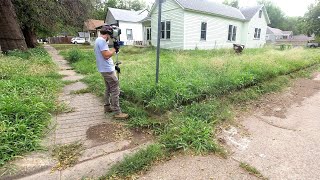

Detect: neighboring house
[266, 26, 293, 43]
[148, 0, 270, 50]
[292, 34, 315, 41]
[282, 31, 293, 39]
[105, 7, 149, 45]
[83, 19, 105, 43]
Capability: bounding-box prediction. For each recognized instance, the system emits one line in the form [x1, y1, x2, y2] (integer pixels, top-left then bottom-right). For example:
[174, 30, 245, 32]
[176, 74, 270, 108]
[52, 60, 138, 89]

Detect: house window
[254, 28, 261, 39]
[228, 25, 237, 41]
[161, 21, 171, 39]
[166, 21, 171, 39]
[201, 22, 207, 40]
[259, 10, 262, 18]
[126, 29, 133, 40]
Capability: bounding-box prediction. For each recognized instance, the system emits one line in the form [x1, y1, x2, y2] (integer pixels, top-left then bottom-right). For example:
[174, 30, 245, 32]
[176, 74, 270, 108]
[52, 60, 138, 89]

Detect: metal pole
[156, 0, 162, 84]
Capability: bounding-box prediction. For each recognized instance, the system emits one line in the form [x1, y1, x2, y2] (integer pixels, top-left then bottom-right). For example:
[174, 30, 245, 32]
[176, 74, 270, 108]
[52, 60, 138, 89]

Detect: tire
[74, 41, 78, 44]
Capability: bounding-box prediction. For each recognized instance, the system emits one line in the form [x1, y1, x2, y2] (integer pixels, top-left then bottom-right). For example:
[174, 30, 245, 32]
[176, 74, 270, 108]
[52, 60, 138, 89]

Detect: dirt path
[0, 45, 151, 180]
[140, 74, 320, 179]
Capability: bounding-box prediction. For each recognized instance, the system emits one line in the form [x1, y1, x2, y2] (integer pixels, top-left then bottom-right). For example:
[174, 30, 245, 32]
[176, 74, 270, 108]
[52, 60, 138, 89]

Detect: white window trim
[227, 25, 237, 42]
[259, 10, 262, 18]
[200, 22, 207, 41]
[254, 28, 262, 40]
[161, 20, 171, 40]
[126, 29, 133, 40]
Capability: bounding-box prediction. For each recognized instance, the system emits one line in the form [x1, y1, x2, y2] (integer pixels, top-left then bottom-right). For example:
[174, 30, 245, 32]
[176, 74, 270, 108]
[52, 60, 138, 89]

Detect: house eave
[184, 8, 247, 22]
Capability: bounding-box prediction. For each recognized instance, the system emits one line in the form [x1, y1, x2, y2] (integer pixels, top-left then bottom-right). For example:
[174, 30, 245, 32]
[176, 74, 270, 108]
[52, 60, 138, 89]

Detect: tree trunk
[22, 26, 37, 48]
[0, 0, 27, 52]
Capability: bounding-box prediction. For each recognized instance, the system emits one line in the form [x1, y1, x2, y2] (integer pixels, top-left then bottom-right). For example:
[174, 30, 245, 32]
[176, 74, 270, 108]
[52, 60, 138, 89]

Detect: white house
[149, 0, 270, 49]
[266, 26, 293, 43]
[105, 8, 149, 45]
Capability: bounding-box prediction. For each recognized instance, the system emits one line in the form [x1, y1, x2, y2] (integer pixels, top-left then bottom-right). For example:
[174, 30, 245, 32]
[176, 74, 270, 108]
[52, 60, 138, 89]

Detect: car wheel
[75, 41, 78, 44]
[310, 45, 316, 48]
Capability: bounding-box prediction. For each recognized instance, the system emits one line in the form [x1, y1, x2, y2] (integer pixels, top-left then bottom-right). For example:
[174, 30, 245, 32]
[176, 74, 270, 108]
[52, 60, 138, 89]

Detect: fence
[48, 36, 73, 44]
[273, 39, 308, 47]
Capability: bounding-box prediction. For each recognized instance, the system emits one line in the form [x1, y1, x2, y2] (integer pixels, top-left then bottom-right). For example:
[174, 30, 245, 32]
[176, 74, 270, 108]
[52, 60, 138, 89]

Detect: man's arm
[101, 49, 116, 60]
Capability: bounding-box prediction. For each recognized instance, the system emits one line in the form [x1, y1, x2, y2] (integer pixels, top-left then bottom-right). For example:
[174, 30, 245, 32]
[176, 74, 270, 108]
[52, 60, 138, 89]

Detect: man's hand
[115, 65, 121, 74]
[114, 40, 120, 53]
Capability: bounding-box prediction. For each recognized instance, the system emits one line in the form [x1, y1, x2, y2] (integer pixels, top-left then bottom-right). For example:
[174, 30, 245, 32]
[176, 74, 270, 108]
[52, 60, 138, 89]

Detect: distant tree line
[91, 0, 147, 20]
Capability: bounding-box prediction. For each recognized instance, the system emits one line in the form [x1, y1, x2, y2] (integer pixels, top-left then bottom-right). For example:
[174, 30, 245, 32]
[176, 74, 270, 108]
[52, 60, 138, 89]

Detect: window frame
[259, 10, 262, 18]
[146, 27, 151, 41]
[254, 28, 262, 39]
[166, 21, 171, 40]
[160, 20, 171, 40]
[126, 29, 133, 40]
[228, 25, 237, 41]
[200, 22, 207, 41]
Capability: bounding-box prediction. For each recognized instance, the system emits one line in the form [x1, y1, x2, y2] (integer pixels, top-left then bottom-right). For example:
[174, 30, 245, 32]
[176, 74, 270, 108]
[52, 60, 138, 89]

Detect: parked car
[71, 37, 86, 44]
[307, 40, 319, 48]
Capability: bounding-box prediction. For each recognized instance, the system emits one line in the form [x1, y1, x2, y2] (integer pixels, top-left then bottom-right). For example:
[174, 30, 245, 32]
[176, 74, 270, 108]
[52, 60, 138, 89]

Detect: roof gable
[84, 19, 104, 31]
[108, 8, 148, 23]
[240, 5, 270, 24]
[267, 26, 285, 35]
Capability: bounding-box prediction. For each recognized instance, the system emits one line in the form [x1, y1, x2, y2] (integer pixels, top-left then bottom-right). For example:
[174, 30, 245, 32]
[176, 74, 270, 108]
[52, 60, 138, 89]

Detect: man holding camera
[94, 25, 128, 119]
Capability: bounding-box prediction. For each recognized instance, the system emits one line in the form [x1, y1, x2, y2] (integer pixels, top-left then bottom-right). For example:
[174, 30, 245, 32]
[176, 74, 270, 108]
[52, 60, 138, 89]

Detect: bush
[67, 48, 82, 63]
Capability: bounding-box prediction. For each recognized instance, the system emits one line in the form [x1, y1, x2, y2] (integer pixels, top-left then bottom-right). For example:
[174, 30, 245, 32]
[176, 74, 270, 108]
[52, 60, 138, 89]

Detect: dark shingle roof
[240, 5, 263, 20]
[175, 0, 246, 21]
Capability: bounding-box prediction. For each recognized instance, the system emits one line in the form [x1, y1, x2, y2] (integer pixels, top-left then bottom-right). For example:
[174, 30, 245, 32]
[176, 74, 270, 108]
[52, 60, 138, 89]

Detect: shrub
[67, 48, 82, 63]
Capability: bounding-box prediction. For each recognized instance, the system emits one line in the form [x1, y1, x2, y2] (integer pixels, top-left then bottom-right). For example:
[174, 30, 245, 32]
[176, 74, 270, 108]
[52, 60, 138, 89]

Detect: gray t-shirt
[94, 37, 115, 72]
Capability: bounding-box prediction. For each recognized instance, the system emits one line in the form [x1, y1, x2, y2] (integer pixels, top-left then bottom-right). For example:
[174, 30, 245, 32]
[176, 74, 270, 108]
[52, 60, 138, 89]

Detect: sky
[145, 0, 316, 17]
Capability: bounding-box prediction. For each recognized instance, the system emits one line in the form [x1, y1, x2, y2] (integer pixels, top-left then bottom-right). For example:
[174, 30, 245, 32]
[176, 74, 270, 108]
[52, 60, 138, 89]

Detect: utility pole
[155, 0, 163, 84]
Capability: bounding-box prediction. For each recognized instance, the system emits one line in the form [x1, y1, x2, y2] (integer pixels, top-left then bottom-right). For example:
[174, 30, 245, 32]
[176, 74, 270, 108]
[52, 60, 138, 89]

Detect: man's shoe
[114, 113, 129, 119]
[104, 106, 113, 113]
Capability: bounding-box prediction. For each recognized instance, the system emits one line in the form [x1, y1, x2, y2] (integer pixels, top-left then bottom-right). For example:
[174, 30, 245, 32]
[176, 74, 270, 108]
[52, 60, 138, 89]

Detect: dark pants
[101, 71, 121, 113]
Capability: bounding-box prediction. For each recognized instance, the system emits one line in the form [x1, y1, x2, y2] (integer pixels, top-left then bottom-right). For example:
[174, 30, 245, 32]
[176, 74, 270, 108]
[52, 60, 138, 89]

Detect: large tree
[0, 0, 27, 52]
[223, 0, 239, 8]
[90, 0, 146, 20]
[11, 0, 91, 48]
[304, 0, 320, 36]
[257, 0, 286, 29]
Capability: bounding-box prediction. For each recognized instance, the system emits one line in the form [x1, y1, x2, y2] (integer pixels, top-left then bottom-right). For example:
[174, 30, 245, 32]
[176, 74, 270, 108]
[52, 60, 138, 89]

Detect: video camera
[109, 25, 121, 40]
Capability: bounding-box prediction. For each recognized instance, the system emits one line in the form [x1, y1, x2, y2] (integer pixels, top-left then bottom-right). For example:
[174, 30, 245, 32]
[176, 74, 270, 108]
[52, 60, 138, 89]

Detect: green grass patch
[51, 44, 93, 51]
[240, 162, 268, 179]
[0, 48, 62, 166]
[101, 144, 165, 179]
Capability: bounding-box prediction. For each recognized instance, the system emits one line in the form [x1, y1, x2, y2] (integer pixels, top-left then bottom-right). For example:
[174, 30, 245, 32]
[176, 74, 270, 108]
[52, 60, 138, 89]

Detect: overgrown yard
[0, 48, 62, 166]
[53, 44, 319, 178]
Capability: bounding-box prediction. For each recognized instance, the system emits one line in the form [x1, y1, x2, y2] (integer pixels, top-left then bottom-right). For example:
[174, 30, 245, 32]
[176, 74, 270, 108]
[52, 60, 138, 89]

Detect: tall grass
[0, 48, 62, 166]
[61, 46, 320, 113]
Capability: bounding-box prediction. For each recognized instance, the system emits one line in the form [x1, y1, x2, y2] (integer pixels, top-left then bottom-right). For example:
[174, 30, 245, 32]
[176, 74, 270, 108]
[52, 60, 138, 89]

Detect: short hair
[100, 25, 112, 35]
